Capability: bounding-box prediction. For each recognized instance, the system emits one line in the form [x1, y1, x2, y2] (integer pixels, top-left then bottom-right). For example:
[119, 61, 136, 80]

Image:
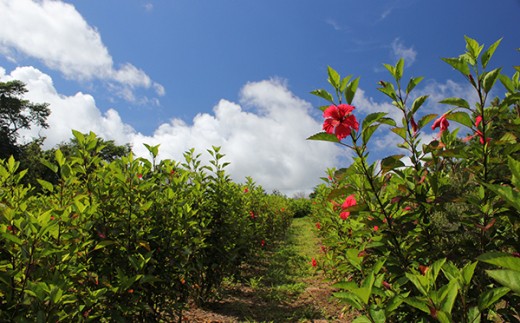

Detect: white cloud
[391, 38, 417, 66]
[143, 3, 154, 12]
[0, 0, 163, 102]
[1, 66, 343, 196]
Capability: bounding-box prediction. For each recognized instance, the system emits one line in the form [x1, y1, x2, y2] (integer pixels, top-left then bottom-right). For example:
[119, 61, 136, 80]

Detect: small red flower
[137, 173, 143, 179]
[432, 114, 449, 134]
[321, 245, 327, 253]
[340, 212, 350, 220]
[127, 289, 134, 294]
[97, 232, 106, 239]
[261, 239, 266, 247]
[382, 281, 392, 290]
[373, 225, 379, 231]
[315, 222, 321, 230]
[249, 211, 255, 219]
[311, 258, 318, 267]
[419, 265, 429, 275]
[323, 104, 359, 140]
[243, 187, 249, 193]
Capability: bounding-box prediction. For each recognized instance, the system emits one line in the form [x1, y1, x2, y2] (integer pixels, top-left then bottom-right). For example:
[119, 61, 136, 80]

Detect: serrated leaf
[411, 95, 429, 114]
[485, 269, 520, 294]
[310, 89, 334, 103]
[439, 97, 470, 109]
[478, 287, 510, 311]
[481, 38, 502, 69]
[307, 132, 340, 143]
[445, 111, 473, 128]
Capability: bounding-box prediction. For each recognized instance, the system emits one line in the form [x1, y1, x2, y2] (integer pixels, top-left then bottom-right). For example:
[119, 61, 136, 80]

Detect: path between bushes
[183, 216, 349, 322]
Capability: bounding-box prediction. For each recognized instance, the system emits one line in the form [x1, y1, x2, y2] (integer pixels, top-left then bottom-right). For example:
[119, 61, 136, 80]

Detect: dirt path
[182, 217, 348, 322]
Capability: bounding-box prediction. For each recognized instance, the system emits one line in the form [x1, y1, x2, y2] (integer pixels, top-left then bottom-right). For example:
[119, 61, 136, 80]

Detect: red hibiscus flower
[339, 195, 356, 220]
[311, 258, 318, 267]
[431, 114, 449, 134]
[323, 104, 359, 140]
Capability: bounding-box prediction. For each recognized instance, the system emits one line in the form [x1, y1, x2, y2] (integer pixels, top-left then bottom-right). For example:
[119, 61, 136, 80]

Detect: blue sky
[0, 0, 518, 195]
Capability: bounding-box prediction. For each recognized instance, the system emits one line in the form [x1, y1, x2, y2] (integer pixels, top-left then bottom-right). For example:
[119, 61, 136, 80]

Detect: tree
[0, 80, 50, 160]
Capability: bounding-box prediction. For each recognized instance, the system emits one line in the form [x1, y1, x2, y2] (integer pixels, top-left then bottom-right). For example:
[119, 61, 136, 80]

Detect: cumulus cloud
[0, 0, 163, 102]
[1, 66, 344, 196]
[391, 38, 417, 66]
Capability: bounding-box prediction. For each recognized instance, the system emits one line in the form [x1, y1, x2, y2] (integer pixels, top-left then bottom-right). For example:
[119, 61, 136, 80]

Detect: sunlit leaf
[307, 132, 340, 143]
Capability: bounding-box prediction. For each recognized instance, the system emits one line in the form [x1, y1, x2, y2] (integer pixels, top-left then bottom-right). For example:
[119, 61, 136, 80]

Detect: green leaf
[478, 287, 510, 311]
[477, 252, 520, 271]
[307, 132, 340, 143]
[499, 74, 516, 93]
[468, 306, 481, 323]
[362, 125, 379, 145]
[362, 112, 388, 129]
[481, 38, 502, 69]
[55, 149, 65, 167]
[93, 240, 116, 251]
[485, 184, 520, 210]
[381, 155, 405, 174]
[1, 232, 23, 246]
[439, 97, 470, 109]
[436, 310, 452, 323]
[442, 57, 470, 75]
[404, 297, 430, 314]
[445, 111, 473, 128]
[385, 293, 408, 315]
[311, 89, 334, 103]
[345, 77, 360, 105]
[411, 95, 429, 114]
[37, 179, 54, 193]
[391, 127, 407, 140]
[333, 292, 364, 310]
[508, 156, 520, 183]
[418, 114, 438, 130]
[406, 76, 424, 94]
[328, 66, 341, 89]
[465, 35, 484, 61]
[352, 316, 372, 323]
[482, 68, 502, 94]
[395, 58, 404, 81]
[461, 261, 478, 286]
[369, 307, 386, 323]
[439, 281, 458, 313]
[486, 269, 520, 294]
[40, 158, 58, 173]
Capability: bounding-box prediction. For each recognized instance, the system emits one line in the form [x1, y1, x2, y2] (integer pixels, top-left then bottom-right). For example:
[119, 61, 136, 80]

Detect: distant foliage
[0, 131, 293, 322]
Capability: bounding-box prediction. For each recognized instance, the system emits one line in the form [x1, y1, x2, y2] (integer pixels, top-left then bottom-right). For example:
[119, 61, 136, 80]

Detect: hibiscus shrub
[0, 131, 293, 322]
[309, 36, 519, 322]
